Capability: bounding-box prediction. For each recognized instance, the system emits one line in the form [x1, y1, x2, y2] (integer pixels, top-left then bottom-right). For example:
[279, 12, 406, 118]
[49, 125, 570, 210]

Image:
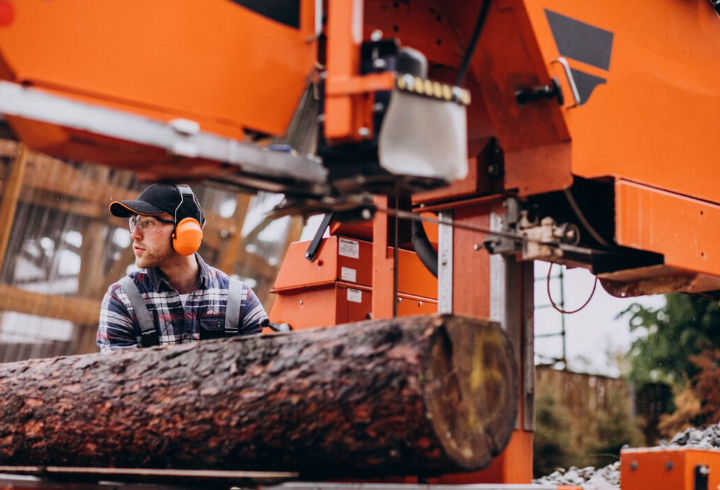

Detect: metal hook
[551, 57, 581, 108]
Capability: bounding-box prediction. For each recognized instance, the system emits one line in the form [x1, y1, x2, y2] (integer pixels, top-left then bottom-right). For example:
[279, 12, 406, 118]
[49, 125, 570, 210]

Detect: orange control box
[621, 447, 720, 490]
[269, 236, 437, 330]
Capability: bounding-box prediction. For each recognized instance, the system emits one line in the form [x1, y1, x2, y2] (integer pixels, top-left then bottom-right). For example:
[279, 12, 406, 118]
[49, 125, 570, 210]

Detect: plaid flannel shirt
[97, 254, 267, 352]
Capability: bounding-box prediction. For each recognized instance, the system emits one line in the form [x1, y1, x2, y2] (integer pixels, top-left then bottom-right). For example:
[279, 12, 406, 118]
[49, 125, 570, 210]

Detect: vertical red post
[371, 195, 395, 320]
[437, 199, 535, 484]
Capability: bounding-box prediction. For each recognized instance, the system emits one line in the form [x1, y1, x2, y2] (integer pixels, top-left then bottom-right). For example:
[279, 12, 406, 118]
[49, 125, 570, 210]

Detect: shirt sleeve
[240, 286, 268, 336]
[96, 283, 140, 353]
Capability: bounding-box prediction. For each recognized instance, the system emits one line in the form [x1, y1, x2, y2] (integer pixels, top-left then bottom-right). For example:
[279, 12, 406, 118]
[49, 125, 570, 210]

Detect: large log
[0, 314, 517, 478]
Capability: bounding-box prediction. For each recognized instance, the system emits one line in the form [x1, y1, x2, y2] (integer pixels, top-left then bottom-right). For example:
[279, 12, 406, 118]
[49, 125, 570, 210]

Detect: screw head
[373, 58, 387, 70]
[473, 243, 482, 251]
[371, 29, 383, 41]
[358, 127, 370, 138]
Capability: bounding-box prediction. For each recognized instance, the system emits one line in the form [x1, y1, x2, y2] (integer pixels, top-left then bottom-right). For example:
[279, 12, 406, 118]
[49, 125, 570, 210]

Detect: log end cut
[423, 314, 518, 472]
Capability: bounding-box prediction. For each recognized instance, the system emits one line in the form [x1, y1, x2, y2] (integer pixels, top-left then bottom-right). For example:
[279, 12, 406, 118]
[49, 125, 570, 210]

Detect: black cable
[455, 0, 492, 87]
[564, 189, 611, 248]
[411, 220, 438, 278]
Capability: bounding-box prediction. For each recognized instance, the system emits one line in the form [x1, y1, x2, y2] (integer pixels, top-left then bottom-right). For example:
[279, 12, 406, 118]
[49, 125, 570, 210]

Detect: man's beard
[135, 241, 175, 269]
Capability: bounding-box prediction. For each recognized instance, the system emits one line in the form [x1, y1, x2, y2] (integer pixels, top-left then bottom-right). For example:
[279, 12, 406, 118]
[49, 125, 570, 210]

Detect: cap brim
[109, 200, 167, 218]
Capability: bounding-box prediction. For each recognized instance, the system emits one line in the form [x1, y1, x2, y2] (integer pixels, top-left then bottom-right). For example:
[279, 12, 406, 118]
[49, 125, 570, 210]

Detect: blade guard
[378, 87, 468, 183]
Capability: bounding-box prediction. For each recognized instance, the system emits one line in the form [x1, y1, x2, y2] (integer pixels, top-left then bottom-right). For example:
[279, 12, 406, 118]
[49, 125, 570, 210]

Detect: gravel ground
[533, 423, 720, 489]
[661, 424, 720, 449]
[533, 462, 620, 489]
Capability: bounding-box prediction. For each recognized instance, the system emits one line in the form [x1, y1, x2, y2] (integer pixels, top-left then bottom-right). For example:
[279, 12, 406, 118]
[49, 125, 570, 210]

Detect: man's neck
[159, 254, 200, 294]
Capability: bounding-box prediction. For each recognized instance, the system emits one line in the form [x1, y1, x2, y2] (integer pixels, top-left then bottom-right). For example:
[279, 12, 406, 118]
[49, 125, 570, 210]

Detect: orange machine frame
[3, 0, 720, 487]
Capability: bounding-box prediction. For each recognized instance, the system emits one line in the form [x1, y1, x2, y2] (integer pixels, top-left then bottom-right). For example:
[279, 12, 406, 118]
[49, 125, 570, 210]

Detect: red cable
[546, 263, 598, 314]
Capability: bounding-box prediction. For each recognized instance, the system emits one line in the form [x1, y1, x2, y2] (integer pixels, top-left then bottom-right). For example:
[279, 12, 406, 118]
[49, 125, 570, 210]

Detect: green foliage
[585, 389, 645, 468]
[534, 390, 572, 477]
[621, 294, 720, 387]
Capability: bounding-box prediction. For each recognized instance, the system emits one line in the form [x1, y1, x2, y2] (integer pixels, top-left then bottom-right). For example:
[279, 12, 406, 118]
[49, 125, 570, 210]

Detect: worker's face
[129, 214, 175, 269]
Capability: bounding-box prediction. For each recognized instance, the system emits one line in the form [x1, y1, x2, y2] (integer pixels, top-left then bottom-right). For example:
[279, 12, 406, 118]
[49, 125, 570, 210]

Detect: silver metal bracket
[551, 57, 581, 108]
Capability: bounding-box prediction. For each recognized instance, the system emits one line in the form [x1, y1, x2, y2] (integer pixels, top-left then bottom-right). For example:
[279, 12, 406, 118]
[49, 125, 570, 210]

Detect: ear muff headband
[172, 185, 203, 256]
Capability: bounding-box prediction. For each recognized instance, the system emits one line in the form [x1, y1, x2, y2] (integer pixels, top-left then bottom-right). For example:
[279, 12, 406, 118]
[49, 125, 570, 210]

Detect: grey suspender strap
[118, 276, 159, 347]
[225, 278, 243, 335]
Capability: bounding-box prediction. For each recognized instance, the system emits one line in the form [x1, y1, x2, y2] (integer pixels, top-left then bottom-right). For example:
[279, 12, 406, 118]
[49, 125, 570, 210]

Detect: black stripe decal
[228, 0, 300, 29]
[570, 69, 606, 105]
[545, 10, 614, 71]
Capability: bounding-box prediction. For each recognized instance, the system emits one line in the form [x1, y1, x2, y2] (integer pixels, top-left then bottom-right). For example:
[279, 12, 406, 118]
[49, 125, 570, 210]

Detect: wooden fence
[537, 366, 672, 446]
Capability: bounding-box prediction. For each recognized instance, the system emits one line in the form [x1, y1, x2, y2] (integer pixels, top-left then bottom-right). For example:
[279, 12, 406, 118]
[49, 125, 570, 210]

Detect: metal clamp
[551, 57, 581, 108]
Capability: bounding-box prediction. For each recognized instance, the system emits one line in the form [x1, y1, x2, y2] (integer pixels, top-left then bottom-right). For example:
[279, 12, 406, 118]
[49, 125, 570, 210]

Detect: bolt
[373, 58, 387, 70]
[361, 209, 373, 220]
[358, 127, 370, 138]
[373, 102, 385, 112]
[666, 461, 673, 471]
[403, 74, 415, 90]
[473, 243, 482, 251]
[371, 29, 383, 41]
[418, 301, 423, 307]
[299, 300, 304, 305]
[630, 461, 638, 471]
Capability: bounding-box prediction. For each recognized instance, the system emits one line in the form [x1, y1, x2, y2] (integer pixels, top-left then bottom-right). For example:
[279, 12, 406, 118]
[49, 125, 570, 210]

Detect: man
[97, 183, 267, 352]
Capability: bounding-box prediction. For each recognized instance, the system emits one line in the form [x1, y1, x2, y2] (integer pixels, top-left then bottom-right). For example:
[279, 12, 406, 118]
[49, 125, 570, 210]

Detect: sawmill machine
[0, 0, 719, 489]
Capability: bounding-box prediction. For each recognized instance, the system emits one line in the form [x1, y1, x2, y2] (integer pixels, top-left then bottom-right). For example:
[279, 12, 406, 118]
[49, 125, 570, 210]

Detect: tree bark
[0, 314, 517, 478]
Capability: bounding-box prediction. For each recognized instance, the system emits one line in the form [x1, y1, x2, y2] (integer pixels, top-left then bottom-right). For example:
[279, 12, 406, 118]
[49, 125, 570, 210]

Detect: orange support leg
[437, 200, 535, 484]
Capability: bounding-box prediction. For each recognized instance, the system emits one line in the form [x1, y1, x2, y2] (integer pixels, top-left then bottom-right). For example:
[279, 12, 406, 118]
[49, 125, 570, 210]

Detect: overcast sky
[534, 261, 666, 377]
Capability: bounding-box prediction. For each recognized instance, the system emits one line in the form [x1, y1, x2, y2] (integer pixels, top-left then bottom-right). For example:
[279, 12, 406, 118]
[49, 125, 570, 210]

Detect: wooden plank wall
[536, 366, 632, 446]
[0, 139, 304, 361]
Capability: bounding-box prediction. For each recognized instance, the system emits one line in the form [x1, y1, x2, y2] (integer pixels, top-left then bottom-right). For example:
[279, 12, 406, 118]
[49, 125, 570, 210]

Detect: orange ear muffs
[172, 217, 203, 256]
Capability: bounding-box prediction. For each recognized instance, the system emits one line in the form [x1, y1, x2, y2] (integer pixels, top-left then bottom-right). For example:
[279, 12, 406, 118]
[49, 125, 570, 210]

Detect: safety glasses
[129, 215, 175, 234]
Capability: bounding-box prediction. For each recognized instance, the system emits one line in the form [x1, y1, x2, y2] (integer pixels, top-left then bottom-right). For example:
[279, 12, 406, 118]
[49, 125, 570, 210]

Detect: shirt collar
[146, 253, 210, 293]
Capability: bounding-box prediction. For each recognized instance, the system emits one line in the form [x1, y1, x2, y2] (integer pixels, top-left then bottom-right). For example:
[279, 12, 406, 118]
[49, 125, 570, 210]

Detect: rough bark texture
[0, 314, 517, 478]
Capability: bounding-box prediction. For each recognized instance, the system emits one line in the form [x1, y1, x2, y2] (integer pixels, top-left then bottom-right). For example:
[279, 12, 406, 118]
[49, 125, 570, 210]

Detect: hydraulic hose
[412, 219, 439, 278]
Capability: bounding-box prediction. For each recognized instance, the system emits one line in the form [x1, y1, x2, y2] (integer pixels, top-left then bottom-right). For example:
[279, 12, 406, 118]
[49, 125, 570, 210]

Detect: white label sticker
[341, 267, 357, 283]
[347, 288, 362, 303]
[338, 238, 360, 259]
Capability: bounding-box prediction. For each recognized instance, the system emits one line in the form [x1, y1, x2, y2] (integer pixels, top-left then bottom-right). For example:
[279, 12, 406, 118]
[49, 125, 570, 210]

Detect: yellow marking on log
[469, 330, 507, 429]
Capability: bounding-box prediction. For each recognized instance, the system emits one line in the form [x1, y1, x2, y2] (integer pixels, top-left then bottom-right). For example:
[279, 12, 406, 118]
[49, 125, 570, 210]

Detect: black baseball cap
[109, 183, 205, 226]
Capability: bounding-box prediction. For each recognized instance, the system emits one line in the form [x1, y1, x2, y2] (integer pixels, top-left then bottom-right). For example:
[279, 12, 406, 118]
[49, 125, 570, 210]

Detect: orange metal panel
[274, 235, 437, 298]
[621, 447, 720, 490]
[615, 180, 720, 278]
[0, 0, 316, 138]
[325, 0, 365, 142]
[524, 0, 720, 203]
[446, 1, 570, 149]
[326, 73, 395, 95]
[372, 196, 398, 320]
[396, 294, 437, 316]
[274, 237, 374, 291]
[363, 0, 464, 68]
[269, 287, 343, 330]
[337, 283, 374, 324]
